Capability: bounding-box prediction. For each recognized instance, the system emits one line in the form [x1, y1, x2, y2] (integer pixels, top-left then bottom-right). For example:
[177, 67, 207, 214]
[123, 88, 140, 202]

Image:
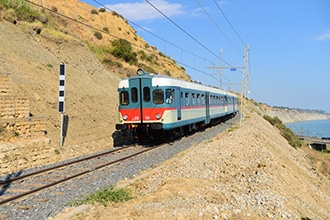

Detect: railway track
[0, 114, 239, 219]
[0, 144, 157, 206]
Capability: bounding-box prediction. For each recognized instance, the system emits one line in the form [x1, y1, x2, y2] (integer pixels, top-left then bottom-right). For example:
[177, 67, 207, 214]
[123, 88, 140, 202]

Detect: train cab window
[143, 87, 150, 102]
[224, 96, 228, 103]
[165, 89, 173, 104]
[120, 91, 129, 106]
[131, 87, 138, 103]
[185, 92, 190, 106]
[153, 89, 164, 104]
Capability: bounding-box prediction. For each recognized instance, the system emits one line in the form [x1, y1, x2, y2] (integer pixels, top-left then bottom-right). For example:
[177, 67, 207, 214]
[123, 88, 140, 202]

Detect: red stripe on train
[119, 107, 175, 121]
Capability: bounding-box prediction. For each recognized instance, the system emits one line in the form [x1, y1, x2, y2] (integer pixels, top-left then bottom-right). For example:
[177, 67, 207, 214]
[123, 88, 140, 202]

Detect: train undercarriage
[118, 112, 236, 143]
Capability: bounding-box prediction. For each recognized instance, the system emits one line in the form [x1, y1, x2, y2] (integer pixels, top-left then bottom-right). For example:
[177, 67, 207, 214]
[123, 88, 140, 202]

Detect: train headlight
[123, 115, 128, 120]
[155, 113, 161, 119]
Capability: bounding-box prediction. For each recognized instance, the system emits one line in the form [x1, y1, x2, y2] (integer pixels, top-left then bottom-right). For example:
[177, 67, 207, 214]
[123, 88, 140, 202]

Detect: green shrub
[263, 115, 303, 149]
[111, 39, 137, 65]
[103, 27, 109, 33]
[99, 8, 106, 13]
[1, 0, 42, 22]
[51, 6, 57, 12]
[91, 9, 98, 15]
[68, 186, 134, 207]
[94, 31, 102, 40]
[112, 11, 124, 20]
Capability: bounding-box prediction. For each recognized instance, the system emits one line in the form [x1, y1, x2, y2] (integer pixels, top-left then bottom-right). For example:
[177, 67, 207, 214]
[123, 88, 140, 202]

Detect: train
[115, 69, 238, 142]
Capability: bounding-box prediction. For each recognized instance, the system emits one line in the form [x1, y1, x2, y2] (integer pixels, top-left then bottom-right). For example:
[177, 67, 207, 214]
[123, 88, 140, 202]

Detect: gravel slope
[57, 112, 330, 220]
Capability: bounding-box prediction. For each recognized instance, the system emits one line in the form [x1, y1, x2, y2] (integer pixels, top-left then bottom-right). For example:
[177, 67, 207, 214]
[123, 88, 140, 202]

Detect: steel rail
[0, 145, 155, 205]
[0, 145, 134, 186]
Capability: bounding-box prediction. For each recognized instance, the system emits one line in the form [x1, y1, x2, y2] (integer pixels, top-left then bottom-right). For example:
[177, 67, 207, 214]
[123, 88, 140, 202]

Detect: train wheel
[133, 127, 146, 143]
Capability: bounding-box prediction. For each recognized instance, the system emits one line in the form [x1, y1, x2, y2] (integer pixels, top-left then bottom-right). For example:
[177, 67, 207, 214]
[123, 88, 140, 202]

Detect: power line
[144, 0, 235, 67]
[213, 0, 246, 46]
[93, 0, 239, 83]
[25, 0, 232, 85]
[91, 0, 213, 64]
[195, 0, 242, 54]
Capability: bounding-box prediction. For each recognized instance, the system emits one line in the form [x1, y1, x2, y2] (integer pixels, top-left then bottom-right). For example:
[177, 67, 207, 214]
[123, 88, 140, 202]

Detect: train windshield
[120, 91, 129, 106]
[153, 89, 164, 104]
[131, 87, 138, 103]
[143, 87, 150, 102]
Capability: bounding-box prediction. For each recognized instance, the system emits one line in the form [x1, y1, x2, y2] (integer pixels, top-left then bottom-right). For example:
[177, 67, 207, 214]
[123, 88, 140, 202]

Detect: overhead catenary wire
[213, 0, 246, 46]
[144, 0, 235, 68]
[25, 0, 210, 70]
[91, 0, 214, 65]
[195, 0, 242, 55]
[24, 0, 235, 86]
[93, 0, 239, 83]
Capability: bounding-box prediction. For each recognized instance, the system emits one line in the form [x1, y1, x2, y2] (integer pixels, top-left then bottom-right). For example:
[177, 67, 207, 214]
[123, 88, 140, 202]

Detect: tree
[111, 39, 137, 65]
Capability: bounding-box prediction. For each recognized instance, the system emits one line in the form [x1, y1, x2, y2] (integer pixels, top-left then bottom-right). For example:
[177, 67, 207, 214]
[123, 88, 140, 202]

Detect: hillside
[0, 1, 329, 219]
[0, 0, 191, 172]
[0, 0, 329, 174]
[53, 112, 330, 220]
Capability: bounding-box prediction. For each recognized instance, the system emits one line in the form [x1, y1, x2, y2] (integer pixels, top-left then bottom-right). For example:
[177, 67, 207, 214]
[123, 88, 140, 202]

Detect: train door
[224, 95, 228, 113]
[232, 97, 235, 112]
[175, 87, 181, 120]
[205, 92, 210, 124]
[129, 77, 152, 123]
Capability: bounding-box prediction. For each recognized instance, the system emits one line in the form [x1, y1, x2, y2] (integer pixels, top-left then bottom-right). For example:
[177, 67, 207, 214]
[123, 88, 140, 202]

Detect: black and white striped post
[58, 63, 66, 146]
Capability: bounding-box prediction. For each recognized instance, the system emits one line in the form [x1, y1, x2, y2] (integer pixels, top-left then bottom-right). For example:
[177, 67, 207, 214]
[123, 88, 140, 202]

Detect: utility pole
[240, 44, 250, 125]
[205, 45, 250, 125]
[220, 48, 223, 89]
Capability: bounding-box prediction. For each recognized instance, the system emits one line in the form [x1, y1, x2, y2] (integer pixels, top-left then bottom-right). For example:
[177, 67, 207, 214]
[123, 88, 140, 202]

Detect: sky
[81, 0, 330, 113]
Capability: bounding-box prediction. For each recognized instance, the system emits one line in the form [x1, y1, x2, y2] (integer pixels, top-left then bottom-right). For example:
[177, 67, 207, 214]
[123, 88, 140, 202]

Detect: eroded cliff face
[251, 102, 330, 123]
[265, 109, 330, 123]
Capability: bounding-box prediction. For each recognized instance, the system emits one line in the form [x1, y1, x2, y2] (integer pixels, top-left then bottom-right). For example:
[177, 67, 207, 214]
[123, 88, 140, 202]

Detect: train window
[192, 93, 196, 105]
[131, 87, 138, 103]
[120, 91, 129, 106]
[201, 94, 205, 105]
[185, 92, 190, 106]
[165, 89, 173, 104]
[143, 87, 150, 102]
[197, 94, 200, 105]
[181, 92, 184, 105]
[153, 89, 164, 104]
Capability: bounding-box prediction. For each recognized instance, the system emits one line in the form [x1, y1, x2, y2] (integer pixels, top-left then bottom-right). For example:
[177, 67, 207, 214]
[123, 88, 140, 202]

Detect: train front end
[115, 69, 176, 141]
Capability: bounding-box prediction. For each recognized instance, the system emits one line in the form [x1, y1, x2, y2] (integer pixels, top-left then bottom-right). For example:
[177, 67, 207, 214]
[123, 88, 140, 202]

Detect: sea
[285, 119, 330, 138]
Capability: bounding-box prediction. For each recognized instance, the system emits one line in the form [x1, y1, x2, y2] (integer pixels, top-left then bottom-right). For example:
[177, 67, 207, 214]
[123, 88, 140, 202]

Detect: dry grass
[302, 146, 330, 177]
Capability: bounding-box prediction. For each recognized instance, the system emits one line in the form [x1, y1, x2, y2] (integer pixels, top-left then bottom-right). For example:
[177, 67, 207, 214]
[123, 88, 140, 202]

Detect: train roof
[118, 72, 237, 98]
